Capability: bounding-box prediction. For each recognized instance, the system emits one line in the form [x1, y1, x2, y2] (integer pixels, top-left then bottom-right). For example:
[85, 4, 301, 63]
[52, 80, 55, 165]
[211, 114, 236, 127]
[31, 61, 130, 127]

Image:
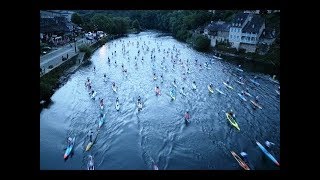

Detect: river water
[40, 31, 280, 170]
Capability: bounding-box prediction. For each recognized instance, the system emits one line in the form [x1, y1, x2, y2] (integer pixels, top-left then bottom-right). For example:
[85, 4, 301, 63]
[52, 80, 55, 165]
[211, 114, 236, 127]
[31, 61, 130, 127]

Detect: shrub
[79, 44, 93, 59]
[192, 34, 210, 52]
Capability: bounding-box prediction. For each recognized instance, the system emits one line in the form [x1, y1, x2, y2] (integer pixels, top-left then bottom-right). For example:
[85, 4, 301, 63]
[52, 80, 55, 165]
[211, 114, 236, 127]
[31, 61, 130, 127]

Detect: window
[238, 29, 240, 33]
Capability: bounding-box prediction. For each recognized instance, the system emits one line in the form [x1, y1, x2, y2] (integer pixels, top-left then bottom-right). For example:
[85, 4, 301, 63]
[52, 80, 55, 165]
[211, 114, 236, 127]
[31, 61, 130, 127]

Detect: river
[40, 31, 280, 170]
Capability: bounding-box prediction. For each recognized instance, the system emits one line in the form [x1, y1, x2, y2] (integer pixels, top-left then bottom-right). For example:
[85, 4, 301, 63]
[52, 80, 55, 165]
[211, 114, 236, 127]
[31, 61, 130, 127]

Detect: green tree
[71, 13, 83, 26]
[132, 19, 141, 31]
[192, 34, 211, 52]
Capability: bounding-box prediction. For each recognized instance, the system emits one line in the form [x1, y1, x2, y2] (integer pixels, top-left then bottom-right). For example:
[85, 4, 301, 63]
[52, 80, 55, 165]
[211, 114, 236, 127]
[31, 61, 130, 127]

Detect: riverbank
[40, 34, 124, 112]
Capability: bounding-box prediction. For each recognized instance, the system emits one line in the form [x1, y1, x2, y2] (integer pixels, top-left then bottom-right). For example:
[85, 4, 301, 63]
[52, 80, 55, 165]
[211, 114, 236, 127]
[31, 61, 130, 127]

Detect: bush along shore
[40, 35, 123, 112]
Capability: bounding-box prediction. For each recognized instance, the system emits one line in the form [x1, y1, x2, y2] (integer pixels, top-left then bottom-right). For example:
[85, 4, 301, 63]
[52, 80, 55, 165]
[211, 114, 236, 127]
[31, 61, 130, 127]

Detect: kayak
[208, 85, 214, 93]
[170, 90, 176, 100]
[256, 141, 280, 166]
[86, 132, 98, 151]
[244, 91, 253, 97]
[249, 79, 260, 86]
[115, 101, 120, 111]
[98, 114, 105, 129]
[269, 77, 279, 84]
[236, 80, 244, 85]
[238, 93, 247, 101]
[100, 104, 104, 110]
[223, 82, 234, 89]
[215, 88, 225, 95]
[153, 76, 157, 80]
[230, 151, 250, 170]
[192, 83, 197, 90]
[64, 137, 75, 159]
[276, 90, 280, 95]
[225, 113, 240, 130]
[250, 100, 262, 109]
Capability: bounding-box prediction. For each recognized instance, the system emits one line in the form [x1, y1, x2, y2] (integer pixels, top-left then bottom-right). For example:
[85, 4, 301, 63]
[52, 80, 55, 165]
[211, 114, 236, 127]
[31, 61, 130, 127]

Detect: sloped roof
[231, 13, 249, 27]
[242, 15, 264, 34]
[207, 21, 230, 32]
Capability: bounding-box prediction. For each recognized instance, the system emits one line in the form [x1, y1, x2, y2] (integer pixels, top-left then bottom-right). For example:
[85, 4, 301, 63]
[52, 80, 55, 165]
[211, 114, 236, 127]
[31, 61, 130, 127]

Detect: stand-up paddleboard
[236, 80, 244, 85]
[238, 93, 247, 101]
[250, 79, 260, 86]
[244, 91, 253, 97]
[112, 85, 117, 92]
[170, 89, 176, 100]
[64, 137, 75, 159]
[269, 77, 280, 84]
[115, 101, 120, 111]
[155, 87, 161, 95]
[276, 90, 280, 95]
[230, 151, 250, 170]
[180, 89, 186, 96]
[256, 141, 280, 166]
[137, 102, 143, 111]
[223, 82, 233, 89]
[236, 67, 244, 72]
[91, 91, 97, 99]
[98, 114, 105, 129]
[250, 100, 262, 109]
[87, 155, 95, 170]
[208, 85, 214, 93]
[215, 88, 225, 95]
[192, 83, 197, 90]
[172, 82, 177, 88]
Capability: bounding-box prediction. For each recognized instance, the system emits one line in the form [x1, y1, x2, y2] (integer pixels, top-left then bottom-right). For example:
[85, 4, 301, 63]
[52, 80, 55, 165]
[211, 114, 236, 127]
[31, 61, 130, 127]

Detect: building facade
[204, 21, 230, 47]
[228, 12, 266, 53]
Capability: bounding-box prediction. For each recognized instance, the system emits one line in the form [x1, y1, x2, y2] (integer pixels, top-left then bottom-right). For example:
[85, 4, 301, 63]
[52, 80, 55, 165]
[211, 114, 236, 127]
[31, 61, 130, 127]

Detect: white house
[204, 21, 230, 47]
[229, 12, 266, 53]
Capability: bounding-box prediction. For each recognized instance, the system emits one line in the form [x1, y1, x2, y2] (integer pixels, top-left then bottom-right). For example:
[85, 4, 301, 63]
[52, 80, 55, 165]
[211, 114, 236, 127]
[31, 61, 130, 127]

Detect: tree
[192, 34, 211, 52]
[71, 13, 83, 26]
[132, 19, 141, 31]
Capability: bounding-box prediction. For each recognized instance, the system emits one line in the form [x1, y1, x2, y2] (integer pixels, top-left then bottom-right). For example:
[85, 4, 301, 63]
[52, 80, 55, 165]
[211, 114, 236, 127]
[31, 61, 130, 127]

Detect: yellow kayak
[226, 113, 240, 130]
[85, 142, 93, 151]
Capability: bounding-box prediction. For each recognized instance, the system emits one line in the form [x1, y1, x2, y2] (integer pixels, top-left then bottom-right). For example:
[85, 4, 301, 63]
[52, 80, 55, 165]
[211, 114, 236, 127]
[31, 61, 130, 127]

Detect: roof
[231, 13, 249, 27]
[260, 28, 276, 39]
[242, 15, 264, 34]
[40, 17, 71, 33]
[207, 21, 230, 32]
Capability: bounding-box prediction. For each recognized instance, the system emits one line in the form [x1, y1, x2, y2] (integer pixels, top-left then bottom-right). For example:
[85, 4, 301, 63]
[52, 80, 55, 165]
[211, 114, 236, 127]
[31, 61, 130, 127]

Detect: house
[239, 14, 265, 52]
[204, 21, 230, 47]
[228, 12, 265, 53]
[259, 28, 276, 45]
